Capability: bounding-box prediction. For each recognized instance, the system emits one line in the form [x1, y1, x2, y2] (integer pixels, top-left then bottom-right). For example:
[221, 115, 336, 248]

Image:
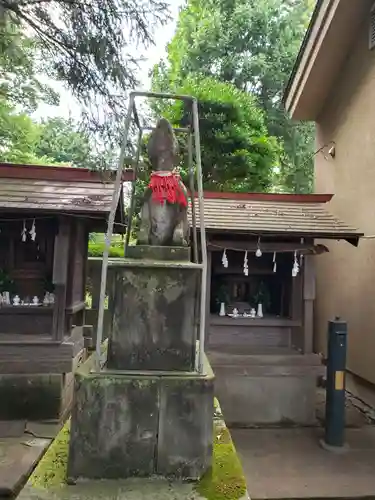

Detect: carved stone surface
[157, 376, 214, 478]
[67, 349, 214, 481]
[68, 373, 159, 479]
[107, 259, 200, 371]
[137, 118, 189, 247]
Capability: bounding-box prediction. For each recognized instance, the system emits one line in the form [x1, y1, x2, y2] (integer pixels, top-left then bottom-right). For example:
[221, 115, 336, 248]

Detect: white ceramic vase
[257, 303, 263, 318]
[219, 302, 226, 316]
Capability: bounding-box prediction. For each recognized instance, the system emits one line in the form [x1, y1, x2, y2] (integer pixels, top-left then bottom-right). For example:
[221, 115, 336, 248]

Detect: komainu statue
[137, 118, 189, 246]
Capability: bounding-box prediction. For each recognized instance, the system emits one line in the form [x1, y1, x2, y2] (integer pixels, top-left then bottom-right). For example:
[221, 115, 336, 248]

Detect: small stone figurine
[32, 296, 39, 306]
[43, 293, 50, 306]
[13, 295, 21, 306]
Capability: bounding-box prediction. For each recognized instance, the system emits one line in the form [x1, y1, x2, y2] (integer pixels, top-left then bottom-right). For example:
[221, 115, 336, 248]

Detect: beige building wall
[314, 16, 375, 384]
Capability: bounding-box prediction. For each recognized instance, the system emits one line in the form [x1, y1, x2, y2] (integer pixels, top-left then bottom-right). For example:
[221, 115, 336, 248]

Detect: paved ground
[232, 426, 375, 499]
[0, 422, 59, 498]
[315, 386, 374, 427]
[230, 385, 375, 499]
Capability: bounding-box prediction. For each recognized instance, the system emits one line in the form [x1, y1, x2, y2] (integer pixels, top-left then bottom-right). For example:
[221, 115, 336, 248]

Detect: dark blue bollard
[324, 317, 347, 449]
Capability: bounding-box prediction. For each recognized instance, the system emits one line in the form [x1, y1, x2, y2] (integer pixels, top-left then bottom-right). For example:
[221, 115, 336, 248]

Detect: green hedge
[88, 242, 124, 258]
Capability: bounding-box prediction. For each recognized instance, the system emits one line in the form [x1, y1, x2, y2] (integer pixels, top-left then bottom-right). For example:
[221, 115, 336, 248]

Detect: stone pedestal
[107, 258, 200, 371]
[67, 348, 214, 481]
[68, 245, 214, 482]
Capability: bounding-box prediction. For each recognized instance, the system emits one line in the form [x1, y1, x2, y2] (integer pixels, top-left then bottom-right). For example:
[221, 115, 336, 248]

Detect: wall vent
[370, 3, 375, 50]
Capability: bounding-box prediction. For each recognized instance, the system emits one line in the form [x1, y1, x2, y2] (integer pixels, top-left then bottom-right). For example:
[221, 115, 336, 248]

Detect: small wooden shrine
[0, 162, 132, 421]
[191, 191, 362, 425]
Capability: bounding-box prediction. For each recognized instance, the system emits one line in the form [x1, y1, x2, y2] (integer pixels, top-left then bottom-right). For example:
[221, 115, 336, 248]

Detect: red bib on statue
[148, 171, 187, 207]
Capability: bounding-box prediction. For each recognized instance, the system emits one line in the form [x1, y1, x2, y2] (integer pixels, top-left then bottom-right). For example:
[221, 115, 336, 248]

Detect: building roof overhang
[0, 163, 135, 233]
[284, 0, 373, 121]
[189, 191, 363, 247]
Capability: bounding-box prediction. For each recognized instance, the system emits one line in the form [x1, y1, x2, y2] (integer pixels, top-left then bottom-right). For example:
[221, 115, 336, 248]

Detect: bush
[88, 241, 124, 258]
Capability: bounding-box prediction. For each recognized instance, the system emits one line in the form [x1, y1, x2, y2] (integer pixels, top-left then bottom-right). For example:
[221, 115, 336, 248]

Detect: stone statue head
[147, 118, 179, 172]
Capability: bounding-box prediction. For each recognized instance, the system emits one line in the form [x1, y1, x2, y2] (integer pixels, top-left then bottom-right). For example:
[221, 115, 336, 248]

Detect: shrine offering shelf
[0, 306, 54, 314]
[210, 316, 300, 327]
[208, 315, 301, 351]
[0, 306, 54, 335]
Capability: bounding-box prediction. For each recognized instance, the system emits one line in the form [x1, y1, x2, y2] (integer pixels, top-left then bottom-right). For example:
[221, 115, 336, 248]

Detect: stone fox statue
[137, 118, 189, 246]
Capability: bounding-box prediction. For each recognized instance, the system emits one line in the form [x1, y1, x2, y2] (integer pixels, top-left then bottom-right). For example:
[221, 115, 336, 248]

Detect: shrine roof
[0, 162, 133, 215]
[190, 192, 363, 245]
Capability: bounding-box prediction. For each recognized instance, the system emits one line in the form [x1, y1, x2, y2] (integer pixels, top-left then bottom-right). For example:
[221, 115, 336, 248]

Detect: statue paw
[137, 227, 149, 245]
[173, 226, 188, 247]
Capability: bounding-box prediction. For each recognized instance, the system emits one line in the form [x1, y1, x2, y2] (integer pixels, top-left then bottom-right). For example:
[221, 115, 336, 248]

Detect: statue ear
[180, 101, 193, 128]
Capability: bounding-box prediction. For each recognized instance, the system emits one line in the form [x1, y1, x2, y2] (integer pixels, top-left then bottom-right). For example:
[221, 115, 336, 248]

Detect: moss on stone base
[195, 422, 247, 500]
[27, 412, 247, 500]
[29, 420, 70, 489]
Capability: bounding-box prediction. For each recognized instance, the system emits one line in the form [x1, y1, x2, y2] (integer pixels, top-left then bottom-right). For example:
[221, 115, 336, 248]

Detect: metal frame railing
[94, 91, 207, 374]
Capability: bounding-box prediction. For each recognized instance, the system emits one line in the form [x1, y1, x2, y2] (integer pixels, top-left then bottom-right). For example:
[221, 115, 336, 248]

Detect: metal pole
[188, 131, 200, 367]
[94, 94, 135, 371]
[124, 129, 143, 257]
[188, 132, 198, 264]
[132, 102, 142, 130]
[192, 98, 207, 374]
[322, 317, 348, 451]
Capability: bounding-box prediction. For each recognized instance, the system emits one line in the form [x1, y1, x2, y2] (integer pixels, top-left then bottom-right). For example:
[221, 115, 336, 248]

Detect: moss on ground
[29, 420, 70, 489]
[195, 422, 247, 500]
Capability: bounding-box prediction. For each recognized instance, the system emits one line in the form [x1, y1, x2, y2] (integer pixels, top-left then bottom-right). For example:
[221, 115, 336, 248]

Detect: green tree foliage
[36, 117, 119, 170]
[0, 18, 58, 110]
[0, 0, 170, 136]
[36, 118, 91, 166]
[0, 100, 54, 163]
[152, 0, 315, 193]
[0, 110, 117, 168]
[0, 18, 60, 163]
[0, 13, 120, 168]
[151, 77, 279, 192]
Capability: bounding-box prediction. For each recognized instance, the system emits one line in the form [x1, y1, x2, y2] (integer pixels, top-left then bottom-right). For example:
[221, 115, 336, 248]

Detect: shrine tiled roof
[189, 192, 363, 242]
[0, 163, 133, 214]
[0, 176, 116, 213]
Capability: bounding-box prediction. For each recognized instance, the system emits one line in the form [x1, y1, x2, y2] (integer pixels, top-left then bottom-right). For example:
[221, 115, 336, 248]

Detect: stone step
[0, 436, 51, 497]
[208, 348, 323, 366]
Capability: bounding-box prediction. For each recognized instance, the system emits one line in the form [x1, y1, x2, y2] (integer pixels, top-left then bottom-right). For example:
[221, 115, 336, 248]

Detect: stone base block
[0, 374, 63, 421]
[0, 350, 85, 422]
[107, 259, 200, 371]
[126, 245, 191, 262]
[209, 351, 323, 426]
[67, 350, 214, 481]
